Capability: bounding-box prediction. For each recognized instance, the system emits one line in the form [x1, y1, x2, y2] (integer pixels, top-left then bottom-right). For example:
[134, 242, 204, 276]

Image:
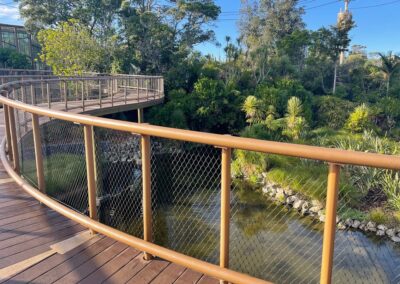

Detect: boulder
[337, 222, 346, 230]
[391, 236, 400, 243]
[319, 214, 326, 222]
[286, 195, 298, 205]
[309, 206, 322, 214]
[377, 224, 387, 231]
[293, 200, 304, 210]
[376, 230, 385, 236]
[284, 188, 294, 196]
[367, 221, 377, 232]
[311, 200, 323, 210]
[301, 202, 310, 215]
[344, 219, 353, 227]
[352, 220, 361, 229]
[385, 228, 396, 237]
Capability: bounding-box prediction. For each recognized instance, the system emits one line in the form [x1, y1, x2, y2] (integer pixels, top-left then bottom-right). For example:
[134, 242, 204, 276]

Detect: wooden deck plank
[0, 208, 55, 227]
[0, 214, 67, 242]
[3, 236, 104, 283]
[125, 259, 170, 284]
[196, 275, 219, 284]
[174, 269, 204, 284]
[53, 242, 128, 283]
[150, 263, 186, 284]
[103, 253, 151, 284]
[30, 237, 116, 284]
[0, 225, 86, 269]
[79, 247, 140, 284]
[0, 218, 73, 249]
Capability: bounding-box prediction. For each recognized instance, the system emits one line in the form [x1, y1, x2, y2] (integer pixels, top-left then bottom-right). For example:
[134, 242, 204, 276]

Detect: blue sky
[1, 0, 400, 57]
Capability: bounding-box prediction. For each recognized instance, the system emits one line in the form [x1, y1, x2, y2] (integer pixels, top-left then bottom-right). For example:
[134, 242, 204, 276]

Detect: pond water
[148, 181, 400, 283]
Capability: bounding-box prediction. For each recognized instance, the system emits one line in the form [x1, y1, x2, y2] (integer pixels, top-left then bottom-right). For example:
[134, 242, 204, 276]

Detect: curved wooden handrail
[0, 93, 399, 170]
[0, 139, 271, 284]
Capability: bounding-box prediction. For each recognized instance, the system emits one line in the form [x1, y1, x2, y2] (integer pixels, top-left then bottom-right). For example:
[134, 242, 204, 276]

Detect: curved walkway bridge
[0, 69, 399, 284]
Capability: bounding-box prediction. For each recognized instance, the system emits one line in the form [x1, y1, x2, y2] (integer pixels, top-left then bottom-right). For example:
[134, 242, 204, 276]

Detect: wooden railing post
[32, 113, 45, 193]
[83, 125, 98, 234]
[137, 78, 140, 102]
[63, 81, 67, 110]
[141, 134, 153, 260]
[81, 80, 85, 111]
[124, 79, 128, 104]
[8, 107, 19, 173]
[31, 83, 35, 105]
[220, 147, 232, 284]
[46, 82, 51, 108]
[110, 79, 114, 107]
[320, 163, 341, 284]
[98, 79, 102, 107]
[3, 104, 13, 161]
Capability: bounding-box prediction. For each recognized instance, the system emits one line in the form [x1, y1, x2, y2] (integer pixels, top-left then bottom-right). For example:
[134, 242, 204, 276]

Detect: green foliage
[345, 103, 373, 132]
[314, 96, 355, 129]
[242, 96, 263, 125]
[282, 96, 307, 140]
[368, 208, 388, 224]
[381, 171, 400, 211]
[37, 19, 105, 75]
[0, 48, 31, 69]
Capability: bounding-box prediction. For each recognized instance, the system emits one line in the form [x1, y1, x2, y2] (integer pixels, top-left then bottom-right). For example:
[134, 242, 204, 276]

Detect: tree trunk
[386, 74, 391, 96]
[333, 62, 337, 94]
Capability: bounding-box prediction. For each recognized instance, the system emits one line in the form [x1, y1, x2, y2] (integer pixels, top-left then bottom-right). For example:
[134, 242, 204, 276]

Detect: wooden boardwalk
[0, 102, 218, 283]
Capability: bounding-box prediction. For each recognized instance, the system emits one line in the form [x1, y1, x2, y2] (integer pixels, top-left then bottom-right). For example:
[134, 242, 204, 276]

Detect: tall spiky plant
[242, 96, 263, 125]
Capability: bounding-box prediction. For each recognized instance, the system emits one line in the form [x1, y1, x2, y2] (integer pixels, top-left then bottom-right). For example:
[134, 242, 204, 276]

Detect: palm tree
[377, 52, 400, 96]
[284, 97, 306, 140]
[242, 96, 263, 125]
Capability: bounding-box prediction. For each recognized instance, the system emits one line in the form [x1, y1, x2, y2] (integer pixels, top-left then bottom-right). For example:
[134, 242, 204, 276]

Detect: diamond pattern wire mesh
[150, 138, 221, 264]
[94, 127, 143, 238]
[229, 150, 400, 283]
[39, 119, 89, 214]
[332, 168, 400, 284]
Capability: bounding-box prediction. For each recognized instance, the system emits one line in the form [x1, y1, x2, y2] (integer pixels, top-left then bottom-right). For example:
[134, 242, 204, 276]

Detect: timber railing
[0, 73, 399, 284]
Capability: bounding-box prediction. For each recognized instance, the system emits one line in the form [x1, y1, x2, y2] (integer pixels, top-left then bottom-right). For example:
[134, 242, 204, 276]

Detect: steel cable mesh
[332, 168, 400, 284]
[93, 127, 144, 238]
[229, 157, 326, 283]
[39, 119, 89, 213]
[150, 138, 221, 264]
[230, 150, 400, 283]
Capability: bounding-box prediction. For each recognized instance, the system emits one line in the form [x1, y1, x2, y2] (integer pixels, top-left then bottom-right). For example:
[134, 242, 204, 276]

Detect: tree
[0, 48, 31, 69]
[37, 20, 105, 75]
[377, 52, 400, 96]
[17, 0, 121, 39]
[239, 0, 305, 83]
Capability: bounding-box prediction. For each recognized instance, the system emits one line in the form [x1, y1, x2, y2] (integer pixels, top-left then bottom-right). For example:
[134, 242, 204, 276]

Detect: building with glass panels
[0, 23, 44, 69]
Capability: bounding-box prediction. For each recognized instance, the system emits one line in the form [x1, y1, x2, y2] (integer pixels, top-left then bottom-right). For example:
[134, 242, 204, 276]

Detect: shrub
[345, 103, 373, 132]
[314, 96, 355, 129]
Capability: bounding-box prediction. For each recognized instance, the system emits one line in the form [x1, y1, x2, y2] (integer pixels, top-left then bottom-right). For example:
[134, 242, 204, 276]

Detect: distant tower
[337, 0, 352, 65]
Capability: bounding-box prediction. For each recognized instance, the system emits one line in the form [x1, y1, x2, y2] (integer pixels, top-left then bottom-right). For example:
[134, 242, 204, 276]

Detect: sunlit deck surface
[0, 105, 217, 283]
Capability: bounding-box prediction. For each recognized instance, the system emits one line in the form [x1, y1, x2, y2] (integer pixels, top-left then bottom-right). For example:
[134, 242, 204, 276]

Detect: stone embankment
[262, 179, 400, 244]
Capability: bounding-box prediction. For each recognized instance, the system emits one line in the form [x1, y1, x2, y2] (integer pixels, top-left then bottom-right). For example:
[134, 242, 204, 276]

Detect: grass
[265, 155, 359, 204]
[368, 208, 388, 224]
[22, 153, 87, 196]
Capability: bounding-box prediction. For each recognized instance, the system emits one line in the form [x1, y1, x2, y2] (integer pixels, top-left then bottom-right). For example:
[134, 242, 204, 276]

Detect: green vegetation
[23, 153, 86, 196]
[0, 48, 31, 69]
[18, 0, 400, 224]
